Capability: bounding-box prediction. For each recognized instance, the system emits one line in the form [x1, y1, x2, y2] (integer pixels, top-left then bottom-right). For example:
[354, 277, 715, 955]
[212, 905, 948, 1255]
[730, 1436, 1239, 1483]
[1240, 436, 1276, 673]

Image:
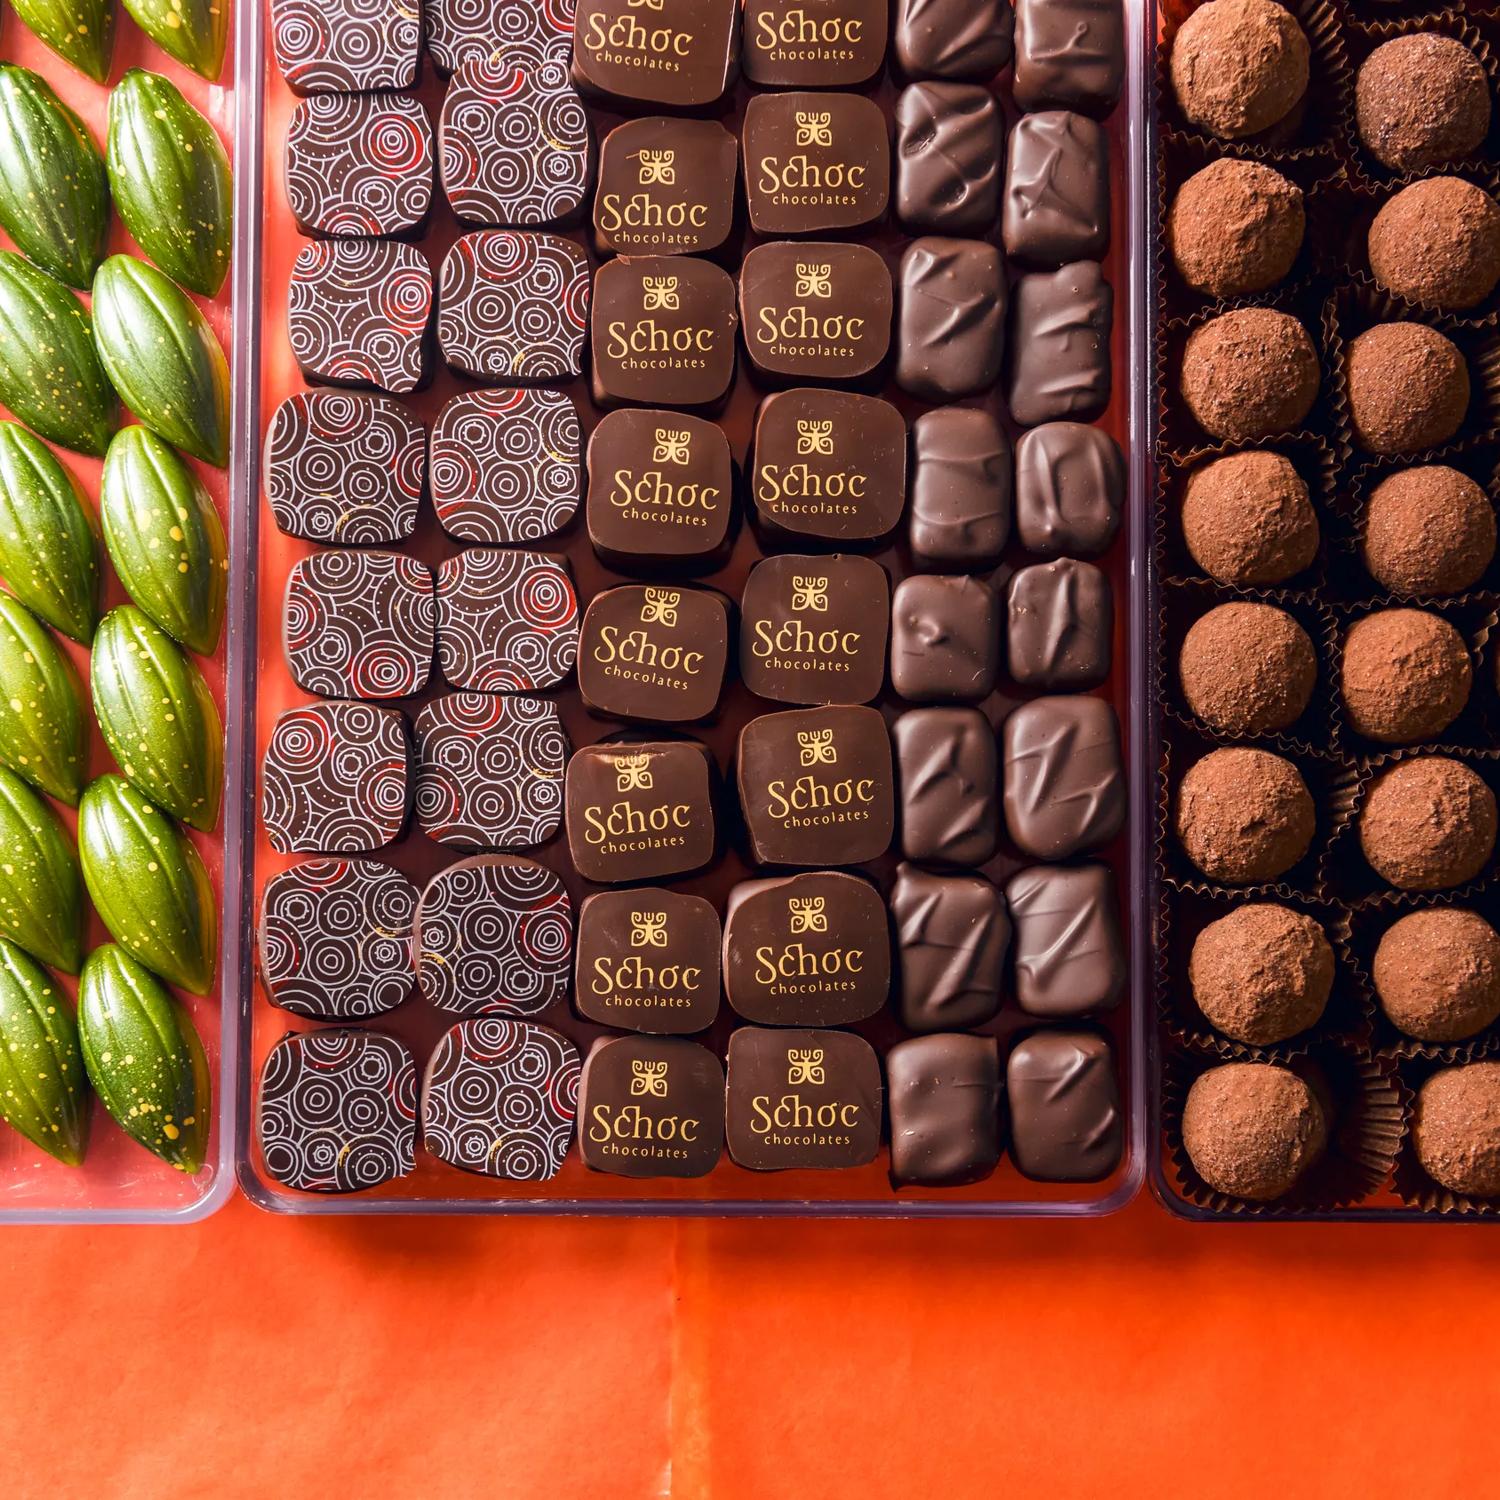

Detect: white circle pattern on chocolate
[259, 1029, 418, 1193]
[272, 0, 421, 93]
[259, 858, 418, 1020]
[413, 691, 568, 847]
[421, 1017, 579, 1180]
[427, 0, 575, 76]
[415, 854, 573, 1015]
[435, 547, 578, 691]
[430, 388, 581, 544]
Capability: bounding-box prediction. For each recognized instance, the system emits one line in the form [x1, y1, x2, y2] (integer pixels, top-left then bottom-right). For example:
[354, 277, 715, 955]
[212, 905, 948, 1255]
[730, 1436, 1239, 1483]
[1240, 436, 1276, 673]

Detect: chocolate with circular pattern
[436, 548, 579, 693]
[422, 1017, 581, 1181]
[262, 700, 412, 856]
[289, 240, 434, 395]
[283, 549, 435, 701]
[428, 0, 576, 76]
[414, 854, 574, 1016]
[438, 231, 590, 383]
[258, 858, 417, 1021]
[440, 52, 593, 229]
[265, 392, 426, 546]
[258, 1030, 418, 1193]
[430, 388, 581, 545]
[285, 92, 434, 239]
[413, 691, 569, 849]
[271, 0, 421, 94]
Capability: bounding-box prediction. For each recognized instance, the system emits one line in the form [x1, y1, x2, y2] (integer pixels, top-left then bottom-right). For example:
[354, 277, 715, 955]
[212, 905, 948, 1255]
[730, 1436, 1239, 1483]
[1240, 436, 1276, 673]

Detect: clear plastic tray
[232, 0, 1153, 1216]
[0, 11, 254, 1223]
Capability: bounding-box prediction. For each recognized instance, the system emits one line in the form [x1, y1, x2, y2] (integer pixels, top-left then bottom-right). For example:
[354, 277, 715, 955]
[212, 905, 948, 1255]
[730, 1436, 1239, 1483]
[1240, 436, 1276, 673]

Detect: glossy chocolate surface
[906, 406, 1011, 570]
[889, 573, 1001, 703]
[1012, 0, 1123, 118]
[887, 1033, 1003, 1186]
[1007, 261, 1113, 427]
[578, 1035, 725, 1176]
[893, 0, 1012, 80]
[1005, 861, 1125, 1016]
[1006, 558, 1113, 689]
[1002, 695, 1125, 859]
[571, 0, 740, 108]
[894, 82, 1002, 234]
[896, 237, 1005, 399]
[893, 705, 998, 865]
[742, 0, 888, 86]
[1003, 110, 1109, 266]
[1013, 421, 1124, 556]
[890, 864, 1008, 1032]
[593, 117, 739, 257]
[1007, 1029, 1123, 1181]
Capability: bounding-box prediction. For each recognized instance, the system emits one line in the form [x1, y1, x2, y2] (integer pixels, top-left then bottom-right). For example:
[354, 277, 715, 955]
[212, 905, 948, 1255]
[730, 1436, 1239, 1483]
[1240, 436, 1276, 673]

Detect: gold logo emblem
[612, 752, 653, 792]
[627, 0, 664, 9]
[631, 911, 669, 948]
[631, 1060, 669, 1097]
[794, 111, 832, 147]
[788, 896, 827, 934]
[797, 728, 836, 766]
[640, 587, 680, 627]
[791, 575, 828, 612]
[795, 261, 833, 298]
[637, 148, 675, 185]
[652, 428, 692, 465]
[787, 1049, 825, 1086]
[795, 419, 834, 456]
[642, 275, 679, 311]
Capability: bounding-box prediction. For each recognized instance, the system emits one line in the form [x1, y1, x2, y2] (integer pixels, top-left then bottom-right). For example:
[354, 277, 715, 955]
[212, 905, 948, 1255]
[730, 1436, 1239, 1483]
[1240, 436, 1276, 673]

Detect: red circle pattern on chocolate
[265, 391, 426, 545]
[413, 691, 569, 848]
[289, 239, 433, 394]
[271, 0, 421, 93]
[284, 548, 436, 700]
[259, 858, 418, 1021]
[430, 388, 581, 544]
[440, 53, 591, 228]
[286, 92, 434, 238]
[435, 547, 579, 691]
[259, 1029, 418, 1192]
[415, 855, 574, 1015]
[421, 1018, 580, 1180]
[436, 230, 589, 382]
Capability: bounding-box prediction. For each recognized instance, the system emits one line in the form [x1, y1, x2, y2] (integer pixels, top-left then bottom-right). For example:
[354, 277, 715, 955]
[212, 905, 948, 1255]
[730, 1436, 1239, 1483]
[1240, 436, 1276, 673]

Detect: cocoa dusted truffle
[1178, 602, 1317, 737]
[1345, 323, 1469, 457]
[1340, 608, 1471, 745]
[1181, 451, 1319, 587]
[1413, 1062, 1500, 1197]
[1374, 908, 1500, 1043]
[1359, 756, 1497, 891]
[1168, 159, 1304, 299]
[1180, 308, 1320, 444]
[1368, 178, 1500, 313]
[1190, 903, 1334, 1045]
[1357, 35, 1490, 175]
[1362, 466, 1496, 597]
[1181, 1062, 1327, 1200]
[1176, 746, 1315, 885]
[1169, 0, 1310, 141]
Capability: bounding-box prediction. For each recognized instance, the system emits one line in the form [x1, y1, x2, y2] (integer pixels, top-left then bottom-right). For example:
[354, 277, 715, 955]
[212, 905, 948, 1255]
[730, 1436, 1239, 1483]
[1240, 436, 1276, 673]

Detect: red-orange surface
[7, 1199, 1500, 1495]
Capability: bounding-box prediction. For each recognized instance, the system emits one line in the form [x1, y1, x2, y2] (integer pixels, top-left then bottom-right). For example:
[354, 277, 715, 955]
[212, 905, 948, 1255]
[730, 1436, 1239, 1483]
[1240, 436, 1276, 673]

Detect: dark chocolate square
[1004, 861, 1124, 1016]
[886, 1033, 1003, 1187]
[889, 573, 1000, 702]
[1001, 696, 1125, 859]
[1012, 0, 1123, 118]
[740, 553, 890, 705]
[893, 0, 1012, 81]
[1006, 558, 1113, 689]
[1007, 261, 1113, 427]
[1002, 110, 1109, 267]
[1013, 421, 1124, 556]
[896, 236, 1005, 400]
[894, 82, 1003, 235]
[271, 0, 420, 94]
[894, 706, 999, 865]
[572, 0, 740, 109]
[1007, 1029, 1123, 1181]
[743, 0, 888, 86]
[891, 864, 1008, 1032]
[907, 406, 1011, 571]
[593, 118, 739, 258]
[578, 1036, 725, 1178]
[725, 1026, 882, 1170]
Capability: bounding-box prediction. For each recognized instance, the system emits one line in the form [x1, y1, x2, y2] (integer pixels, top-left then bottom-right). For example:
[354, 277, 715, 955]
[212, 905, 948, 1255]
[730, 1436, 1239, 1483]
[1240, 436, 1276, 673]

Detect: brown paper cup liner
[1391, 1051, 1500, 1213]
[1157, 0, 1352, 162]
[1161, 1038, 1406, 1215]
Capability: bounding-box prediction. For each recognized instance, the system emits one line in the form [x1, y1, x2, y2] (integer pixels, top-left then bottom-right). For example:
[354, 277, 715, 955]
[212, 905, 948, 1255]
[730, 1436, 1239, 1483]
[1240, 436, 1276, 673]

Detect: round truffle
[1368, 178, 1500, 313]
[1181, 308, 1320, 443]
[1359, 756, 1497, 891]
[1169, 159, 1305, 299]
[1345, 323, 1469, 457]
[1181, 451, 1319, 586]
[1362, 466, 1496, 597]
[1374, 908, 1500, 1043]
[1339, 609, 1472, 745]
[1357, 34, 1490, 174]
[1176, 746, 1316, 884]
[1179, 602, 1317, 736]
[1189, 903, 1334, 1045]
[1170, 0, 1310, 141]
[1181, 1062, 1328, 1200]
[1413, 1062, 1500, 1197]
